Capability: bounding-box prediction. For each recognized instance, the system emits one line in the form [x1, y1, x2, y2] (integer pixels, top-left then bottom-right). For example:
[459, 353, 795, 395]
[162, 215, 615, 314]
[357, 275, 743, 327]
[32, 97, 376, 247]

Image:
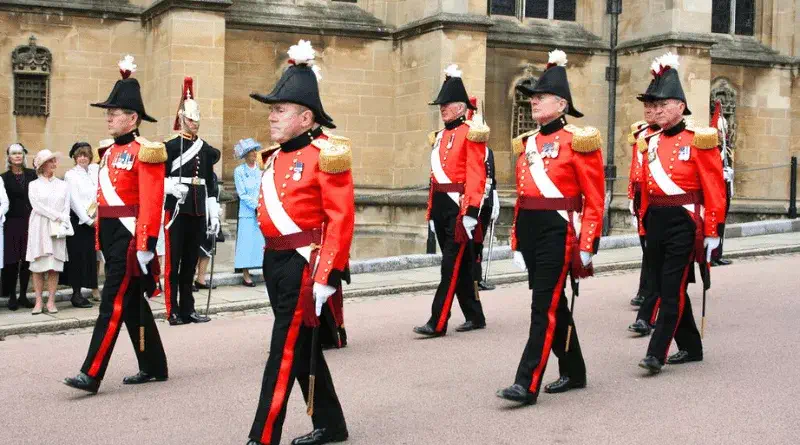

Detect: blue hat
[235, 138, 262, 159]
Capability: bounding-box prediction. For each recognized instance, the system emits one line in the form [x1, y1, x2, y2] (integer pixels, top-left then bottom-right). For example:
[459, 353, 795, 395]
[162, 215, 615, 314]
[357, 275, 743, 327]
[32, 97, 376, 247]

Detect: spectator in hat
[27, 149, 71, 314]
[233, 138, 265, 287]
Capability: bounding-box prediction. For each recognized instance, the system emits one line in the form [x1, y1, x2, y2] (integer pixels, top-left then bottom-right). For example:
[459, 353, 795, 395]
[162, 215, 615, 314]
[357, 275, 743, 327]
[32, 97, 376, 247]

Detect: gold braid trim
[135, 136, 167, 163]
[637, 137, 648, 153]
[428, 131, 439, 147]
[466, 120, 490, 143]
[512, 130, 538, 156]
[564, 124, 603, 153]
[691, 126, 719, 149]
[314, 137, 352, 173]
[629, 120, 647, 133]
[258, 145, 280, 169]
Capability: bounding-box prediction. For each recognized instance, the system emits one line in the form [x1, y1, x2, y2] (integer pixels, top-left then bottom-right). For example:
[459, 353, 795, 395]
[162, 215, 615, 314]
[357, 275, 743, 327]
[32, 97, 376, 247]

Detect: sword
[204, 229, 217, 317]
[306, 243, 323, 416]
[165, 134, 186, 230]
[700, 261, 711, 338]
[565, 275, 578, 352]
[483, 219, 496, 282]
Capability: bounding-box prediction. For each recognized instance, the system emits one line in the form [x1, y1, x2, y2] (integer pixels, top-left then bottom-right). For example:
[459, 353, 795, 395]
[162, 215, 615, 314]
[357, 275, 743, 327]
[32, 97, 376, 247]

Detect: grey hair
[6, 144, 26, 169]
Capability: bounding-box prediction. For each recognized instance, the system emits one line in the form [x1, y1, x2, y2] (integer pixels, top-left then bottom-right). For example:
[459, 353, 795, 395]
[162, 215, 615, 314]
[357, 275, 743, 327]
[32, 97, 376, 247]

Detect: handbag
[51, 219, 75, 239]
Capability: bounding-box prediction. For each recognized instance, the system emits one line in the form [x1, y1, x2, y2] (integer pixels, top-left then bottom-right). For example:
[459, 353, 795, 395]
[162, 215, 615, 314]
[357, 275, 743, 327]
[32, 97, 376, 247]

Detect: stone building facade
[1, 0, 798, 258]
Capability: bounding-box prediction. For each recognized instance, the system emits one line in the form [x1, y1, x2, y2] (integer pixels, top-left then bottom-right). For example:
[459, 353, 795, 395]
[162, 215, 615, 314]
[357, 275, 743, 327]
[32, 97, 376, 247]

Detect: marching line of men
[57, 42, 728, 445]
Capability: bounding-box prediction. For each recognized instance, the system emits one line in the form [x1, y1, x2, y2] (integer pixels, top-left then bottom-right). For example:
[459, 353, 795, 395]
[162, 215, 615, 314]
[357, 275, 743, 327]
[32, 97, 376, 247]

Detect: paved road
[2, 254, 799, 445]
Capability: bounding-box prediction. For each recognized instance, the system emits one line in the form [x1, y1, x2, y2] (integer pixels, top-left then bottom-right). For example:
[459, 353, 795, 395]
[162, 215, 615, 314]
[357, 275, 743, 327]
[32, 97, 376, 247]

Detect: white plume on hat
[118, 55, 137, 74]
[444, 64, 462, 78]
[547, 49, 568, 67]
[657, 52, 680, 71]
[288, 40, 315, 65]
[650, 58, 661, 74]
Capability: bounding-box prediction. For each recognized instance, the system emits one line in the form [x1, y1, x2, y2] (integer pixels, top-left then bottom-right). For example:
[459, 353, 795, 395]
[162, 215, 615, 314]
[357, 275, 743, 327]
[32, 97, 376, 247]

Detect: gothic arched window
[710, 78, 737, 161]
[512, 77, 539, 138]
[12, 35, 51, 117]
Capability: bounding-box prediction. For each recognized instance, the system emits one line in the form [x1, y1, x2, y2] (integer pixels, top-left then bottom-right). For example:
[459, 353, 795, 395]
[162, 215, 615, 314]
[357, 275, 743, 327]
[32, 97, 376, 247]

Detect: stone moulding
[0, 0, 141, 20]
[141, 0, 232, 23]
[486, 17, 607, 54]
[616, 32, 717, 54]
[709, 34, 798, 69]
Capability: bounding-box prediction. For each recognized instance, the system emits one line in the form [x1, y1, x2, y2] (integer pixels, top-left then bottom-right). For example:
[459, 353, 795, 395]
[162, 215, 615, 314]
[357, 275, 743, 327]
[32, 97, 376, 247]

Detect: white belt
[176, 177, 206, 185]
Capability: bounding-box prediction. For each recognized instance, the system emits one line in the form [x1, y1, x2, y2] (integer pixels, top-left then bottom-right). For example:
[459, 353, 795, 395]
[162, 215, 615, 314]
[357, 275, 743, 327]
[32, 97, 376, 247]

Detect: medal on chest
[648, 145, 658, 163]
[678, 146, 691, 161]
[292, 161, 304, 181]
[446, 133, 455, 150]
[112, 147, 135, 170]
[540, 142, 559, 159]
[525, 148, 544, 170]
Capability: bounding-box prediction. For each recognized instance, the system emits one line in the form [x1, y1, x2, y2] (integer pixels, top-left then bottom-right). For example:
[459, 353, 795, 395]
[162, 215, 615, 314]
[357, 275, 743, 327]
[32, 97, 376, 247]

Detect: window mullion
[729, 0, 736, 34]
[548, 0, 554, 20]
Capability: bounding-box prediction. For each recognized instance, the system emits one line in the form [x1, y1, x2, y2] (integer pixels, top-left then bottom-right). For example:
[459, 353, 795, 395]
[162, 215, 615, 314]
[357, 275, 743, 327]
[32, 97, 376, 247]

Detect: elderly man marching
[163, 77, 221, 325]
[246, 40, 353, 445]
[64, 56, 168, 393]
[636, 53, 726, 374]
[496, 50, 605, 405]
[413, 64, 488, 337]
[627, 61, 662, 337]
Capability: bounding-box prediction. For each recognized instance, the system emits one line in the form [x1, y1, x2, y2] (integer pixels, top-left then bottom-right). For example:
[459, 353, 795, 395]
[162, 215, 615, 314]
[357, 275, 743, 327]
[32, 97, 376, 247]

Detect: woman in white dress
[26, 150, 70, 314]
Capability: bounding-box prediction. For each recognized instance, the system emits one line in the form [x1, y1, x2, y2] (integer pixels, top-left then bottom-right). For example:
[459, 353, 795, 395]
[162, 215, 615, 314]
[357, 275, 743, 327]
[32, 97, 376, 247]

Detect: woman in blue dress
[233, 138, 265, 287]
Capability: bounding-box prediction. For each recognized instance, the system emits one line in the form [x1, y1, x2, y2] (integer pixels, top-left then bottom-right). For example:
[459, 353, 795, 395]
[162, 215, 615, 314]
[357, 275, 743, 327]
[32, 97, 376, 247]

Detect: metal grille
[14, 73, 49, 117]
[710, 79, 737, 161]
[512, 88, 539, 138]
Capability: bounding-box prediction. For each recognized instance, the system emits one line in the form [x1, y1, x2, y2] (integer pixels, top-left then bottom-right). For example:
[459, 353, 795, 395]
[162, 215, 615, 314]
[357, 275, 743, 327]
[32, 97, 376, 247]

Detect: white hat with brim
[33, 149, 58, 170]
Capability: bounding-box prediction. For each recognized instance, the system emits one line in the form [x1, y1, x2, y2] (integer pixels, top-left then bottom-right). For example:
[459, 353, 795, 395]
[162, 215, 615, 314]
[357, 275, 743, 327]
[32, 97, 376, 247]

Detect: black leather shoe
[496, 384, 536, 405]
[194, 280, 217, 290]
[478, 280, 495, 291]
[711, 258, 732, 267]
[455, 320, 486, 332]
[168, 314, 186, 326]
[186, 312, 210, 323]
[543, 376, 586, 394]
[638, 356, 663, 374]
[291, 427, 349, 445]
[630, 294, 645, 307]
[246, 441, 266, 445]
[666, 350, 703, 365]
[71, 294, 93, 309]
[122, 371, 168, 385]
[6, 297, 18, 311]
[63, 372, 100, 394]
[413, 323, 444, 337]
[627, 319, 653, 336]
[17, 296, 35, 309]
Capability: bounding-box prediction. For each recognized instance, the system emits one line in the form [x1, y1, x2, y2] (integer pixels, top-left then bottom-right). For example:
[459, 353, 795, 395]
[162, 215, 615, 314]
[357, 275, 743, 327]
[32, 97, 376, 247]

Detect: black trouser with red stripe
[634, 189, 660, 323]
[250, 250, 346, 445]
[712, 183, 731, 260]
[644, 206, 703, 363]
[80, 219, 167, 381]
[165, 211, 205, 319]
[427, 192, 485, 333]
[514, 210, 585, 399]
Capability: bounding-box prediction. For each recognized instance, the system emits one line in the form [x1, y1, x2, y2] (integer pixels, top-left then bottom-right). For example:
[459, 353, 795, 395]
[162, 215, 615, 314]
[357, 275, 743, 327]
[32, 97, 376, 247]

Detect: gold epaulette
[259, 145, 280, 169]
[637, 137, 648, 153]
[313, 137, 352, 174]
[428, 130, 440, 147]
[628, 121, 648, 145]
[135, 136, 167, 163]
[691, 126, 719, 149]
[466, 120, 490, 143]
[564, 124, 603, 153]
[512, 130, 538, 156]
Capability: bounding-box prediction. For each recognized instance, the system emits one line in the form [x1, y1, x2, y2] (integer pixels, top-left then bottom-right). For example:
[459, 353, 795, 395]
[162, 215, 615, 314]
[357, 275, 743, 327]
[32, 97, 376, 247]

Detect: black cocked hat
[90, 55, 156, 123]
[516, 49, 583, 118]
[430, 65, 476, 110]
[641, 52, 691, 115]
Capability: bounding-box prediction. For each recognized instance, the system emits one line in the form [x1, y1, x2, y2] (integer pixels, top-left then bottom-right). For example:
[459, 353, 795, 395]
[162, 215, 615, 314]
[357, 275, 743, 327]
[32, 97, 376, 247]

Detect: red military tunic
[627, 121, 651, 199]
[256, 130, 355, 287]
[426, 117, 488, 220]
[640, 120, 726, 238]
[510, 121, 605, 254]
[96, 132, 166, 251]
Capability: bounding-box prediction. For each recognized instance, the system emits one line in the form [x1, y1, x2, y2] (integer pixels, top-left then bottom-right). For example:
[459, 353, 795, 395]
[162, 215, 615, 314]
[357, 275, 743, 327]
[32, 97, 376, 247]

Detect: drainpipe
[603, 0, 621, 236]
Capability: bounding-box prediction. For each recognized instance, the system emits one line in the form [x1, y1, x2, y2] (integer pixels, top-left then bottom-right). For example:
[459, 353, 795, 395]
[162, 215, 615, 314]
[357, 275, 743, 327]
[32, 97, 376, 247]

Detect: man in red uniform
[413, 64, 488, 337]
[246, 40, 353, 445]
[627, 63, 662, 336]
[64, 56, 168, 394]
[496, 50, 605, 405]
[637, 53, 725, 374]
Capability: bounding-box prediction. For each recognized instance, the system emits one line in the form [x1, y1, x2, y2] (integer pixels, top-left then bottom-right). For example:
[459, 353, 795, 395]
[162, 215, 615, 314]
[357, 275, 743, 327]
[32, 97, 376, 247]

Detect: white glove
[512, 251, 526, 271]
[85, 218, 95, 227]
[313, 283, 336, 316]
[207, 197, 221, 235]
[580, 251, 593, 267]
[723, 167, 734, 182]
[137, 251, 155, 275]
[628, 199, 635, 216]
[165, 177, 189, 202]
[462, 216, 478, 239]
[704, 237, 721, 263]
[490, 190, 500, 222]
[428, 220, 435, 233]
